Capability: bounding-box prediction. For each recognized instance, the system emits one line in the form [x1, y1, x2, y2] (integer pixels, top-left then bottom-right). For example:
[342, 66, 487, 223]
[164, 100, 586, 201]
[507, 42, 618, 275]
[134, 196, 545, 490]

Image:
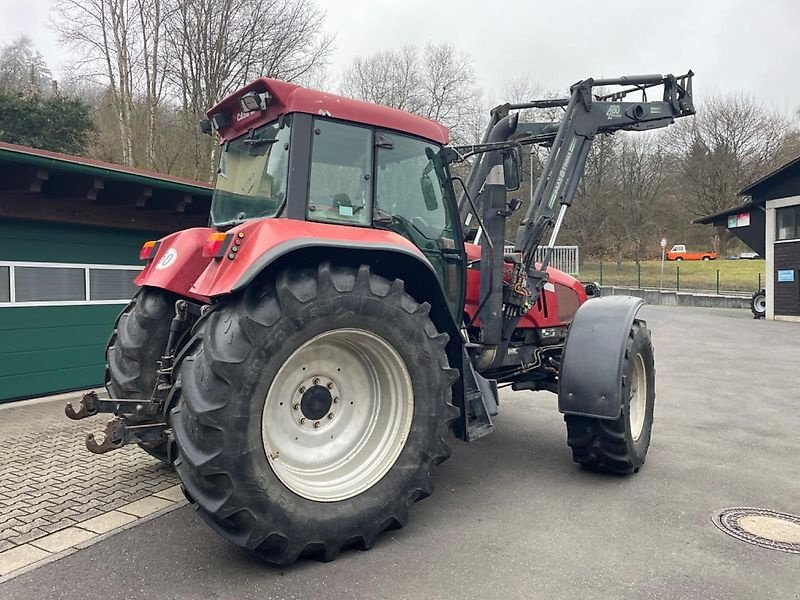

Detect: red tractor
[67, 72, 694, 565]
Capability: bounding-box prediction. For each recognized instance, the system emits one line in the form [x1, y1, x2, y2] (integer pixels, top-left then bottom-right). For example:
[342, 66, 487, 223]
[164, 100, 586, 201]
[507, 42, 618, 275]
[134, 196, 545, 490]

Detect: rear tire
[171, 262, 458, 565]
[565, 320, 655, 474]
[106, 287, 176, 462]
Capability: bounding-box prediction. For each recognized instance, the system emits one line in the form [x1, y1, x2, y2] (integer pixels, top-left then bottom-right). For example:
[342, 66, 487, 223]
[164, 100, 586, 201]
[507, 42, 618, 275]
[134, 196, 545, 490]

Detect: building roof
[738, 154, 800, 197]
[208, 77, 451, 145]
[692, 201, 763, 225]
[0, 142, 212, 233]
[0, 142, 213, 196]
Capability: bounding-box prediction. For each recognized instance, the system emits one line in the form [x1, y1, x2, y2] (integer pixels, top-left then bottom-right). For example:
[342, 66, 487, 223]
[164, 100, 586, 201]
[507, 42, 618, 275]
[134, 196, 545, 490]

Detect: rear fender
[135, 227, 215, 302]
[558, 296, 644, 419]
[190, 218, 469, 434]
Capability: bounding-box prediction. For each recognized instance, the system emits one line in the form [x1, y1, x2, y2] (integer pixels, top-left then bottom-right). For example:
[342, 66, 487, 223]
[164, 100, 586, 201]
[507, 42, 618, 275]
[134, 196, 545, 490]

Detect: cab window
[307, 118, 372, 225]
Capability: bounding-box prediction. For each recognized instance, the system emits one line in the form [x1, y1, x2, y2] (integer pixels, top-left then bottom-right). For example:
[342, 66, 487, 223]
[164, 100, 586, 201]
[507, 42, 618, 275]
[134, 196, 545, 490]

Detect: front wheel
[171, 262, 458, 565]
[565, 320, 655, 474]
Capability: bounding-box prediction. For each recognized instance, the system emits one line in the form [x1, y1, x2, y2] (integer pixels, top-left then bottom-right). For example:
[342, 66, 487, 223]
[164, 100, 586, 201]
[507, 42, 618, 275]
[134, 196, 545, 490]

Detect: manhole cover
[712, 507, 800, 554]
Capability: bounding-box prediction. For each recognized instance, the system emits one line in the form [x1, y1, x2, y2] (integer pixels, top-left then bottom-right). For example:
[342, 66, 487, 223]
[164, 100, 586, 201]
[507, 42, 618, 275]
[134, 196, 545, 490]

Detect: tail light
[139, 241, 160, 261]
[203, 232, 231, 258]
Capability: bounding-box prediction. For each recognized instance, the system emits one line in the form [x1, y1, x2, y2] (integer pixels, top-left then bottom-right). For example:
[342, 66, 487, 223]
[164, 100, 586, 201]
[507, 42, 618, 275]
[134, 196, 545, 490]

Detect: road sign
[660, 237, 667, 249]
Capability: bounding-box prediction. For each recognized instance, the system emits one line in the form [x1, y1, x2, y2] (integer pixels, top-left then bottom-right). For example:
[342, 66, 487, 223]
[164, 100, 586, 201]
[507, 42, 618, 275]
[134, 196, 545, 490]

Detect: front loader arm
[452, 71, 693, 370]
[515, 72, 694, 277]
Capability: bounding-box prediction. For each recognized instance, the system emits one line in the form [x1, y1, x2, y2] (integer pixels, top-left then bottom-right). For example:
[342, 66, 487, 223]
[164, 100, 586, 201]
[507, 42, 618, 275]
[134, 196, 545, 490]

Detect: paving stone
[0, 395, 179, 548]
[153, 485, 185, 502]
[117, 496, 173, 518]
[11, 518, 51, 535]
[76, 510, 138, 534]
[0, 543, 50, 576]
[7, 528, 50, 545]
[38, 520, 74, 535]
[0, 540, 15, 553]
[30, 527, 97, 553]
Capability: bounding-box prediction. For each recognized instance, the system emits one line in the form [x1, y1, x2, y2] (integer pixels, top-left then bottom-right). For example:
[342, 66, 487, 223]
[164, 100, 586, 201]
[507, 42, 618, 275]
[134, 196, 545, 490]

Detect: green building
[0, 142, 212, 401]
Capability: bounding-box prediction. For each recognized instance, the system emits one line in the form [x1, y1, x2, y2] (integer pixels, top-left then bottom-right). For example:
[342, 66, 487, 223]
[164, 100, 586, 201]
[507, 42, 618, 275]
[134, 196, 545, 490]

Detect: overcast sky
[2, 0, 798, 112]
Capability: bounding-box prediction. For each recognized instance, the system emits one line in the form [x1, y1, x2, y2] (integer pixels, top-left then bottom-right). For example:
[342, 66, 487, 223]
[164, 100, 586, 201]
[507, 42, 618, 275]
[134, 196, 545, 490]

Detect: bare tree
[341, 43, 482, 143]
[167, 0, 332, 178]
[671, 93, 798, 217]
[53, 0, 331, 174]
[669, 93, 799, 254]
[340, 46, 423, 112]
[54, 0, 145, 165]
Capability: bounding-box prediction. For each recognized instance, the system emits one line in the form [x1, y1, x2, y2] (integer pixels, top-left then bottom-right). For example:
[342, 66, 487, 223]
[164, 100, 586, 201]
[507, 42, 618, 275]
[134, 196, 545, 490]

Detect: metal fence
[502, 245, 580, 275]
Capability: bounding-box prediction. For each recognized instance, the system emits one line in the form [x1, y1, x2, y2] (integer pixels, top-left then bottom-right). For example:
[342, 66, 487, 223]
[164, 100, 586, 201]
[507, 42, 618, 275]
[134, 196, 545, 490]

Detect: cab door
[374, 131, 466, 318]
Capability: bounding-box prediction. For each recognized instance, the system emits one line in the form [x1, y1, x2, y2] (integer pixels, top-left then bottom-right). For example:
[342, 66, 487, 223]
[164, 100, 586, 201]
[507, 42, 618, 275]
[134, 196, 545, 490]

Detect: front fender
[558, 296, 645, 419]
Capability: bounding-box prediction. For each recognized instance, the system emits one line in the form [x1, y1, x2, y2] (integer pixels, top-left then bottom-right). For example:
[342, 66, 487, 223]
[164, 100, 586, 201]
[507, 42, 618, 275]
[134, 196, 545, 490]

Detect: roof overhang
[0, 142, 213, 234]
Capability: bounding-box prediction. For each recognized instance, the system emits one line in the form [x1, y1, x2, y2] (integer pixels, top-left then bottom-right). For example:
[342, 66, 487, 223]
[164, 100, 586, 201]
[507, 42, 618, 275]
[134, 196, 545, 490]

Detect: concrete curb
[599, 286, 751, 309]
[0, 493, 188, 584]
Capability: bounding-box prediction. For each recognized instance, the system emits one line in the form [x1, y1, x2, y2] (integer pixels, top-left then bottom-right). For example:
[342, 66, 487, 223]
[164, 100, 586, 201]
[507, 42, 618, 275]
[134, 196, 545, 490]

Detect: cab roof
[207, 77, 450, 146]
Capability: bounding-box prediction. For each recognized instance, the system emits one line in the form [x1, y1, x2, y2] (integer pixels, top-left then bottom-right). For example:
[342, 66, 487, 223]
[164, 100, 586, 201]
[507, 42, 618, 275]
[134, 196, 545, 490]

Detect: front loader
[66, 72, 694, 565]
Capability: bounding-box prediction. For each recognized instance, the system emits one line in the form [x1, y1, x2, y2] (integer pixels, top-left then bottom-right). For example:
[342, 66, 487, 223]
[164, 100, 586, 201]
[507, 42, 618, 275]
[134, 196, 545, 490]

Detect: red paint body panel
[208, 78, 450, 145]
[463, 243, 587, 328]
[190, 218, 427, 298]
[135, 228, 215, 302]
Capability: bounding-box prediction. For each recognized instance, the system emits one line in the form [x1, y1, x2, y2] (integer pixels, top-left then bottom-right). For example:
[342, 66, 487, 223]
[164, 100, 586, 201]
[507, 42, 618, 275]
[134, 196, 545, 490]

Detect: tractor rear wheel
[171, 262, 457, 565]
[565, 319, 655, 474]
[106, 287, 176, 462]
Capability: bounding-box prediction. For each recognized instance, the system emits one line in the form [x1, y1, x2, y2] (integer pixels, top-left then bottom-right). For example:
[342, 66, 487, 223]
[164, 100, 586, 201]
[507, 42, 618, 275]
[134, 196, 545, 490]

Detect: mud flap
[558, 296, 644, 419]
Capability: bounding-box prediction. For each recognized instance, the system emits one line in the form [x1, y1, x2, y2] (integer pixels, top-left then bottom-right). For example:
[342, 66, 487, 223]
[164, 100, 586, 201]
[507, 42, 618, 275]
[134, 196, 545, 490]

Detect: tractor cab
[202, 78, 467, 315]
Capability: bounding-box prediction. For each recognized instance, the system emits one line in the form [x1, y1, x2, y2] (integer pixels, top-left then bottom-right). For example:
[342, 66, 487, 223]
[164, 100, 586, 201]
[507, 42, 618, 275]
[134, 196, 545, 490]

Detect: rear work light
[203, 232, 232, 258]
[139, 240, 160, 261]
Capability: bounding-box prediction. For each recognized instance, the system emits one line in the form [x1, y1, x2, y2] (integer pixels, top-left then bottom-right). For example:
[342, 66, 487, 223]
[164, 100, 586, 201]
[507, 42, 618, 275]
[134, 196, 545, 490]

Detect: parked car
[666, 244, 718, 261]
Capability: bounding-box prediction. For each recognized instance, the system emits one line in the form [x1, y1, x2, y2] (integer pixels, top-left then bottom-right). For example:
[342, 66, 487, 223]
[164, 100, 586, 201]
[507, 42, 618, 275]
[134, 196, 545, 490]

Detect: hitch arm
[65, 390, 159, 420]
[85, 417, 169, 454]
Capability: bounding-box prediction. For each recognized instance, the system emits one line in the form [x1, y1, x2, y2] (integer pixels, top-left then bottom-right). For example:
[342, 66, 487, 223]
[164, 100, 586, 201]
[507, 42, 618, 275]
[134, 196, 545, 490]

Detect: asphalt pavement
[2, 305, 798, 600]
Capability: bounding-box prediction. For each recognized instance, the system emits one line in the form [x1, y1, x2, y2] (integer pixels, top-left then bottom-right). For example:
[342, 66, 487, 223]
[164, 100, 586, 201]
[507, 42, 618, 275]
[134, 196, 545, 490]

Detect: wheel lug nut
[327, 413, 334, 420]
[300, 418, 306, 424]
[327, 382, 334, 390]
[299, 386, 306, 394]
[292, 403, 300, 410]
[333, 397, 338, 403]
[313, 421, 321, 428]
[313, 377, 320, 385]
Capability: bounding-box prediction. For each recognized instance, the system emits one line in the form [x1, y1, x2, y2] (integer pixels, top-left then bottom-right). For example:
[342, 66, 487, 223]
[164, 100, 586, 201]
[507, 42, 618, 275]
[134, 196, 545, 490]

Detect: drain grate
[712, 507, 800, 554]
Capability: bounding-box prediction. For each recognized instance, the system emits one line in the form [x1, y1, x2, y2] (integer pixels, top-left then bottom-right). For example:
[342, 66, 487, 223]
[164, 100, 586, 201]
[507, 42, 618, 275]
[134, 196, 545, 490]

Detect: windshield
[211, 118, 291, 226]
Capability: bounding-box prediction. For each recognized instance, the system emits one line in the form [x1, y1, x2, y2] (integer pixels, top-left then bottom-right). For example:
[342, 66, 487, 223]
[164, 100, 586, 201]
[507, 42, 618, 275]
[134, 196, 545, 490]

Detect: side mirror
[420, 175, 438, 211]
[502, 148, 522, 191]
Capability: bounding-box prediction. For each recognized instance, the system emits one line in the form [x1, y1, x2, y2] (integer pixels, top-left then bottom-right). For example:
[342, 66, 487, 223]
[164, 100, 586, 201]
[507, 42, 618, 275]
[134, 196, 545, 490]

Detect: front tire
[171, 262, 457, 565]
[565, 320, 655, 474]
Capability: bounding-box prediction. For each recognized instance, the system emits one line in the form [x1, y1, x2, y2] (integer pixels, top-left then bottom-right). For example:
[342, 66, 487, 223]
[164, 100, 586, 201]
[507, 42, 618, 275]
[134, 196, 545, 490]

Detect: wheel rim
[755, 295, 766, 312]
[262, 328, 414, 502]
[628, 353, 648, 442]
